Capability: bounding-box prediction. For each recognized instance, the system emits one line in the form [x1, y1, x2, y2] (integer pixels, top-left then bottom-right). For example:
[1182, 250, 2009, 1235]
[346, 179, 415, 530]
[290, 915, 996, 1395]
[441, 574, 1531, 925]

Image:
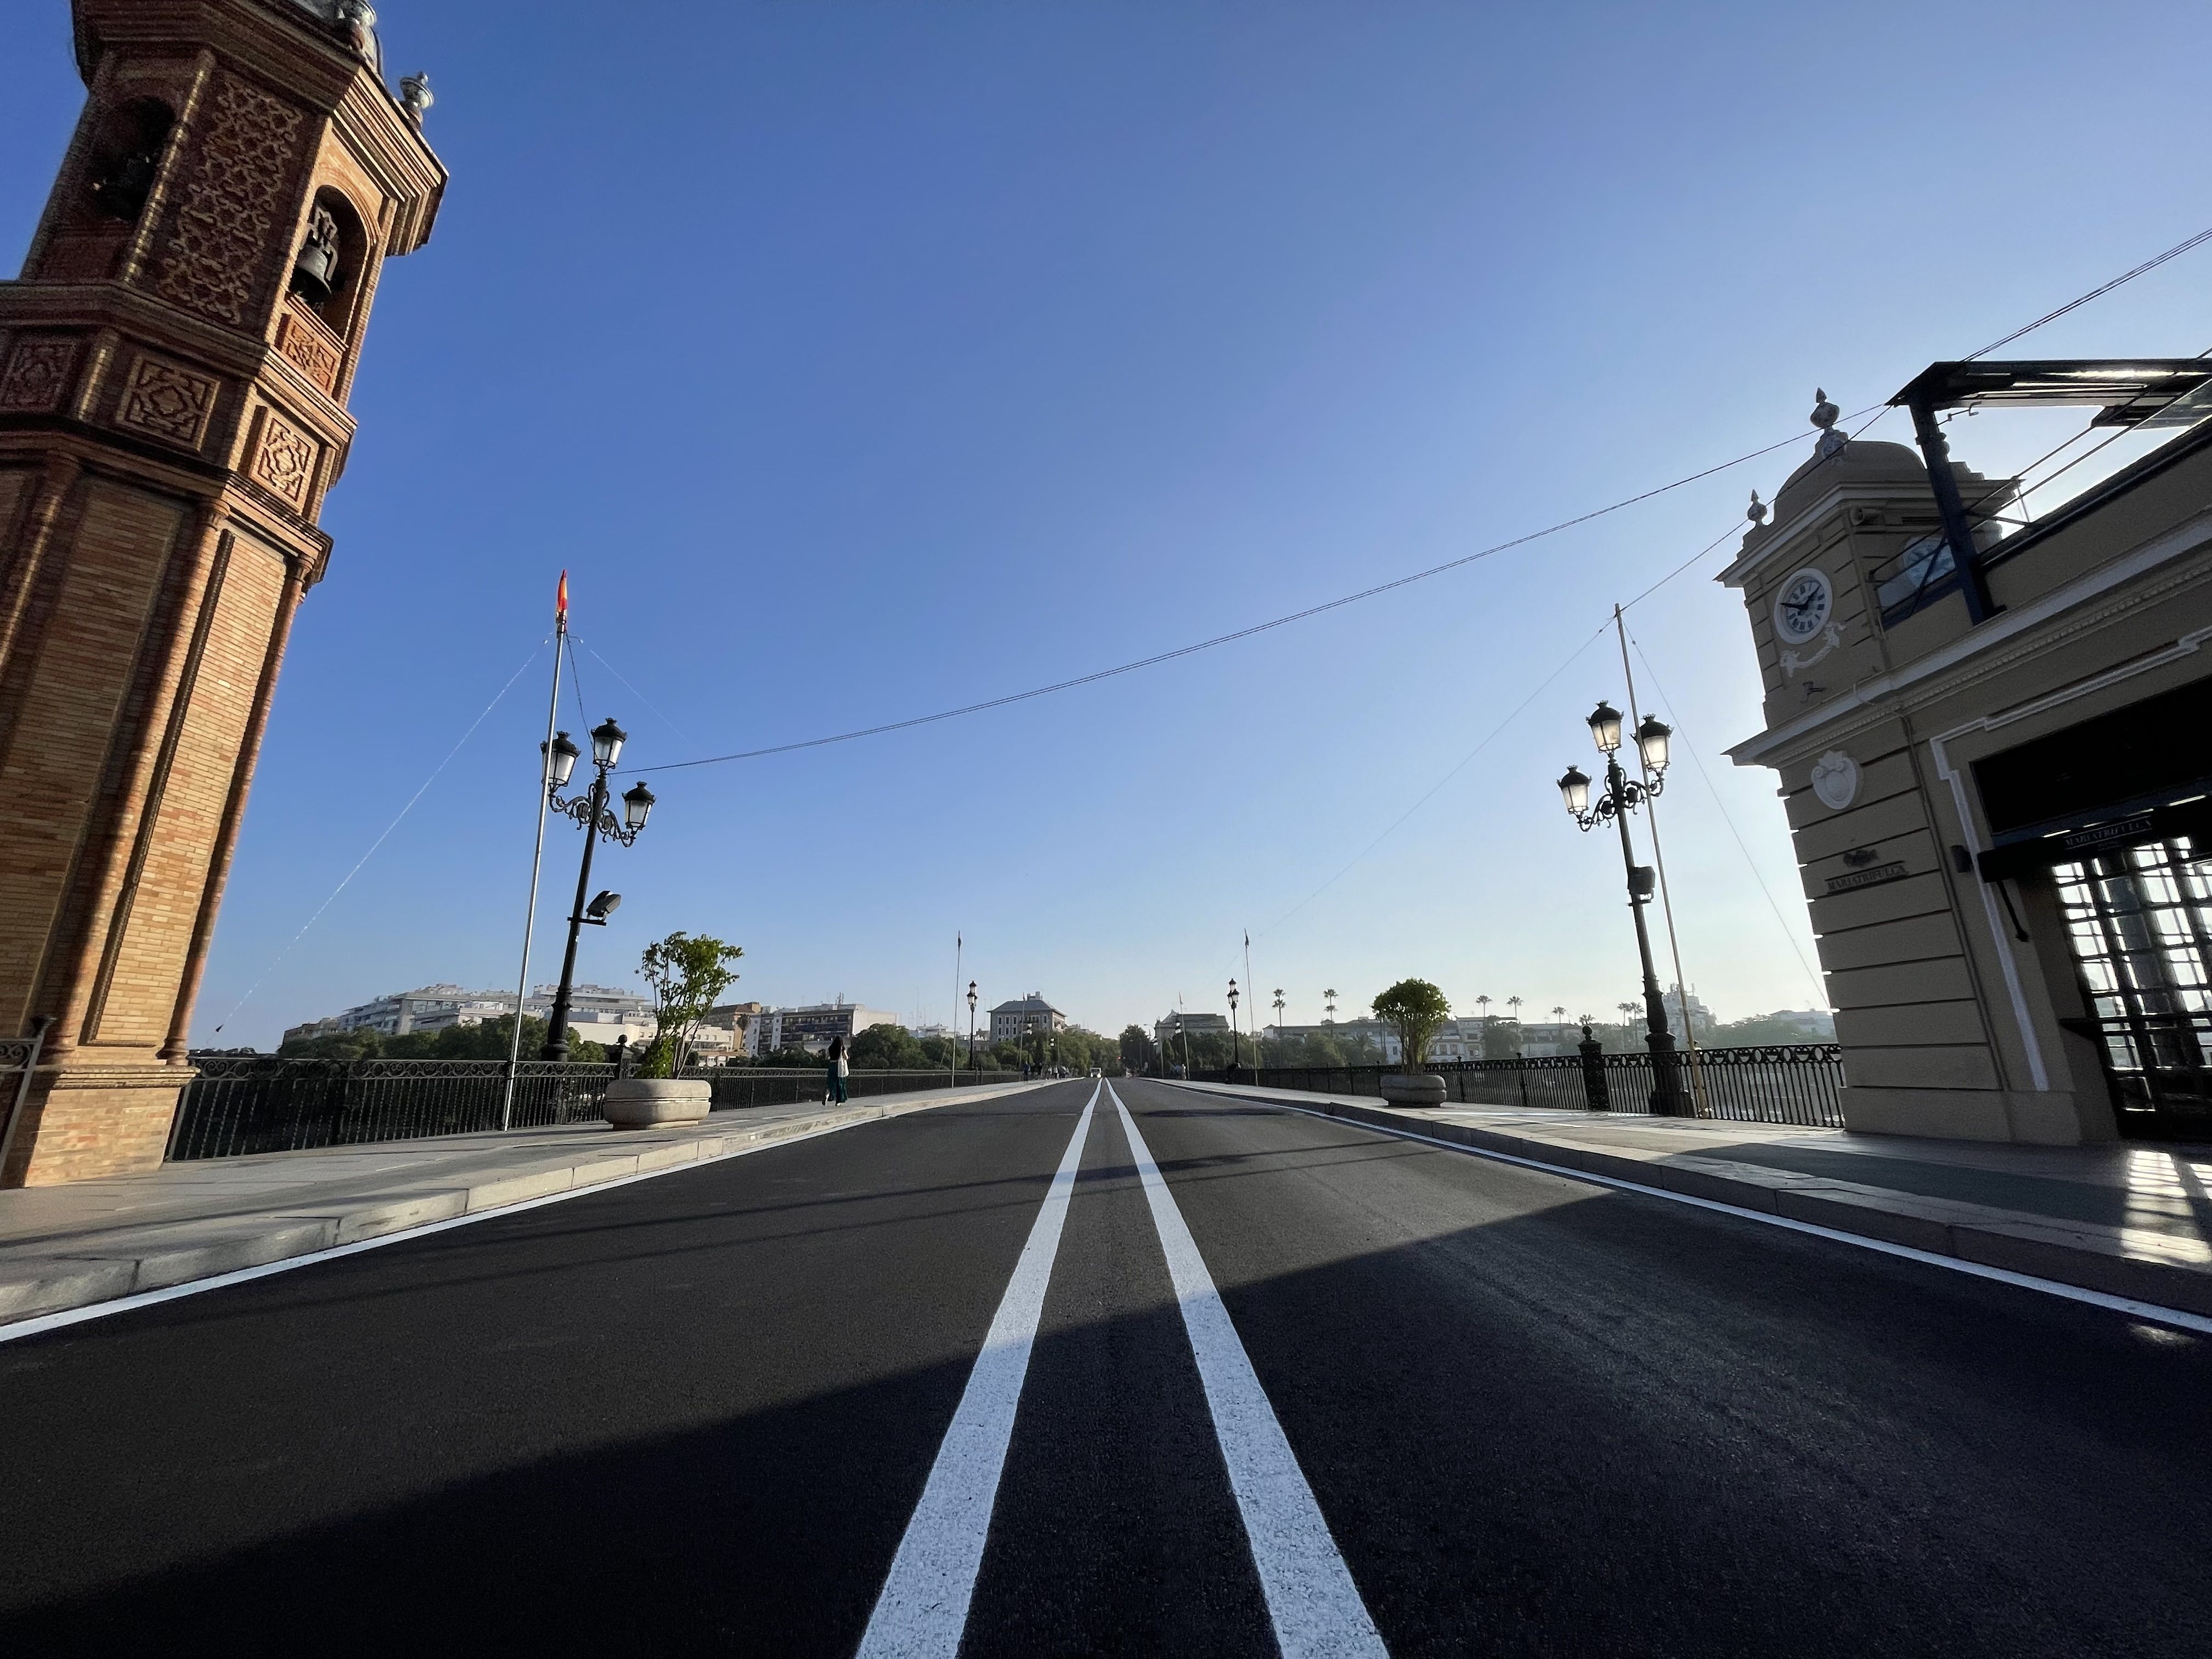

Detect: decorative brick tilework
[275, 301, 343, 394]
[115, 352, 219, 446]
[0, 338, 80, 413]
[250, 410, 318, 506]
[153, 72, 306, 326]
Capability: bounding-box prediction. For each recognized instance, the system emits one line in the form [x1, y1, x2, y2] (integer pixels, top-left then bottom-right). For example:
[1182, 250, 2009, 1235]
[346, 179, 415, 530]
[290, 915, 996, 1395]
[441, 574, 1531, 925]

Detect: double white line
[856, 1082, 1386, 1659]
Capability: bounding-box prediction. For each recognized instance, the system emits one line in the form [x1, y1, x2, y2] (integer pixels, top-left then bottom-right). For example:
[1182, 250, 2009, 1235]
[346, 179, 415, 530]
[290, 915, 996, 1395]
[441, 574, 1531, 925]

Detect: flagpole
[502, 574, 568, 1131]
[951, 932, 962, 1090]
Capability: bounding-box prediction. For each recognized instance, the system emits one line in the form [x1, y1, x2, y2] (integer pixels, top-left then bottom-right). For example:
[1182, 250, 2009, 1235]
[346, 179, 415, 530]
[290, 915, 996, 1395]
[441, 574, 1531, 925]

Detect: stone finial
[337, 1, 379, 61]
[1811, 387, 1848, 458]
[1747, 489, 1768, 526]
[400, 73, 434, 125]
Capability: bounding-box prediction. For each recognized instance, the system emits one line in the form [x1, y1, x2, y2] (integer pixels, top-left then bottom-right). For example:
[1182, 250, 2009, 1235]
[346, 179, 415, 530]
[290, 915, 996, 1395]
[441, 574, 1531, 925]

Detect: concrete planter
[601, 1077, 713, 1127]
[1379, 1073, 1448, 1107]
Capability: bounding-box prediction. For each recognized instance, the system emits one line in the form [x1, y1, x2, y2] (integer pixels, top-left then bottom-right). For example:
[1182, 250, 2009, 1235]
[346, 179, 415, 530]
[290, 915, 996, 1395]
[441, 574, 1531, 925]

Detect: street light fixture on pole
[1556, 702, 1690, 1114]
[1227, 978, 1241, 1076]
[967, 980, 978, 1070]
[540, 716, 654, 1062]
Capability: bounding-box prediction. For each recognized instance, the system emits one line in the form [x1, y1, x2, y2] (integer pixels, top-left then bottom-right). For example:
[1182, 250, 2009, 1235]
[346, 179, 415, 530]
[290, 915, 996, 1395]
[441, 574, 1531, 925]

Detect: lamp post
[1227, 978, 1241, 1076]
[540, 716, 654, 1062]
[1556, 702, 1689, 1114]
[967, 981, 978, 1069]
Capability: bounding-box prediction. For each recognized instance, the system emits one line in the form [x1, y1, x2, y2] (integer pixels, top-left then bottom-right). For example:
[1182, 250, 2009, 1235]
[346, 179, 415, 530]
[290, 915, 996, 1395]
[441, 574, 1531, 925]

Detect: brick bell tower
[0, 1, 443, 1184]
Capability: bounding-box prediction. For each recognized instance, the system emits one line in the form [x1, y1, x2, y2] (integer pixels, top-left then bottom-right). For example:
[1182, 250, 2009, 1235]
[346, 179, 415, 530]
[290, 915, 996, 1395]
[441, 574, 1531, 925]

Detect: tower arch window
[86, 98, 175, 224]
[289, 188, 372, 338]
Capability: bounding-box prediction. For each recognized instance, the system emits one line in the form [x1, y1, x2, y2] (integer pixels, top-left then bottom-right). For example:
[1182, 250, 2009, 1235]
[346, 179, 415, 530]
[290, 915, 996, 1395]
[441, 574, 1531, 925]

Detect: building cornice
[1726, 504, 2212, 767]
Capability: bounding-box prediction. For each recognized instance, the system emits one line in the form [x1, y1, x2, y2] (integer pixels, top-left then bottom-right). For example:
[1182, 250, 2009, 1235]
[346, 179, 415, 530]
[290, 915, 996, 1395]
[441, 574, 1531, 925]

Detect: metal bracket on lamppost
[1555, 704, 1692, 1116]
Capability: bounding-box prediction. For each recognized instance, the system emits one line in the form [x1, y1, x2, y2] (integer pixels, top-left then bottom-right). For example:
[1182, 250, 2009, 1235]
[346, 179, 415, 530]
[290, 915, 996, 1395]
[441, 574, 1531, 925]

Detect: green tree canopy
[639, 932, 743, 1075]
[1372, 979, 1451, 1073]
[278, 1013, 606, 1064]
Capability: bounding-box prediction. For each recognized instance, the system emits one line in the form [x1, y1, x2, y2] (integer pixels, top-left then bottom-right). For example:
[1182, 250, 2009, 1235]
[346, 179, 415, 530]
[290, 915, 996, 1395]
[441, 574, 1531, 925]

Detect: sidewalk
[1179, 1080, 2212, 1318]
[0, 1080, 1044, 1328]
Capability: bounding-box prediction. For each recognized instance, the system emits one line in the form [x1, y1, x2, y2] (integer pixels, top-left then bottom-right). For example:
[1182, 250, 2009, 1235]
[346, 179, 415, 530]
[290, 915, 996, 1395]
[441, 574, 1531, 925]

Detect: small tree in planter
[603, 932, 742, 1129]
[1370, 979, 1452, 1107]
[637, 932, 745, 1076]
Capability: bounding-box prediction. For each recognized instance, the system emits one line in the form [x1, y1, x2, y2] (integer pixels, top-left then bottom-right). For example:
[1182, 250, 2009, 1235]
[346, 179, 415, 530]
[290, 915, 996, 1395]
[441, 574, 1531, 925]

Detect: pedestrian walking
[826, 1035, 850, 1104]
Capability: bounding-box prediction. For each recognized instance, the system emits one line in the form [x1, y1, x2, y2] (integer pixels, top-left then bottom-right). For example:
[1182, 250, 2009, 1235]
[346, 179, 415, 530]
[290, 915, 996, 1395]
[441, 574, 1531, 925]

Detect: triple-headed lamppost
[1556, 702, 1691, 1116]
[540, 717, 655, 1062]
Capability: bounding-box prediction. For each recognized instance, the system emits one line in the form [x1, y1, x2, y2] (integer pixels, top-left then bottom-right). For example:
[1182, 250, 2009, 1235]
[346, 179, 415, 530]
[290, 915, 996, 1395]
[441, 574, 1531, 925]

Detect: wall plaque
[1826, 861, 1909, 894]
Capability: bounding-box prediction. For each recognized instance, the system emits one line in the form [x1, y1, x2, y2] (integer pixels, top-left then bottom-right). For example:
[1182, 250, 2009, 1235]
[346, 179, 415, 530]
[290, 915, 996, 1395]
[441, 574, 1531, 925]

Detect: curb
[0, 1083, 1040, 1327]
[1180, 1083, 2212, 1320]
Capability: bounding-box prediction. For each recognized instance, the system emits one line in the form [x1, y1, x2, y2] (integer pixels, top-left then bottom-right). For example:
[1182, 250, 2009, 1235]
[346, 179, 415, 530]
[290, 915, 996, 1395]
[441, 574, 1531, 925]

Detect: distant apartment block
[283, 983, 656, 1048]
[757, 1000, 900, 1054]
[992, 995, 1067, 1044]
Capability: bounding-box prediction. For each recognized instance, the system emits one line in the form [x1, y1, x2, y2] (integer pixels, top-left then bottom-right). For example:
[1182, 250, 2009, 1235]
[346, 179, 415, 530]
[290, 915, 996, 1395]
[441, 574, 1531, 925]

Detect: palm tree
[1323, 989, 1338, 1023]
[1476, 994, 1492, 1023]
[1272, 988, 1285, 1032]
[1506, 995, 1523, 1023]
[1551, 1005, 1567, 1023]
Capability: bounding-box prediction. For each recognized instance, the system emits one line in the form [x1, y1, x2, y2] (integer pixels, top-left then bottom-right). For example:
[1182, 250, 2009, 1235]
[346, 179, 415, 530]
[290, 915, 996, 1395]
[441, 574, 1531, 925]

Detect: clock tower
[0, 1, 443, 1184]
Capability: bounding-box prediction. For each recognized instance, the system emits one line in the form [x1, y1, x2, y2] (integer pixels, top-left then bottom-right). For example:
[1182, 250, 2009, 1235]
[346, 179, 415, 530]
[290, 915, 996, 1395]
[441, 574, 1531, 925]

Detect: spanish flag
[556, 569, 568, 623]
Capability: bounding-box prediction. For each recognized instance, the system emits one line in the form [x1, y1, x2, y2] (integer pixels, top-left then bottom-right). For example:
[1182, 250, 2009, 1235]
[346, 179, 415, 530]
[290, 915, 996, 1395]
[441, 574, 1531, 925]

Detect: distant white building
[992, 994, 1067, 1045]
[283, 981, 656, 1048]
[1157, 1011, 1231, 1047]
[757, 1000, 900, 1055]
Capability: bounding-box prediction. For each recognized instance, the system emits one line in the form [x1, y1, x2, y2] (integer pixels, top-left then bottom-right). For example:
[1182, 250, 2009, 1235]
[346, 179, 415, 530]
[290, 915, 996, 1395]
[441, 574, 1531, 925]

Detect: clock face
[1773, 568, 1834, 644]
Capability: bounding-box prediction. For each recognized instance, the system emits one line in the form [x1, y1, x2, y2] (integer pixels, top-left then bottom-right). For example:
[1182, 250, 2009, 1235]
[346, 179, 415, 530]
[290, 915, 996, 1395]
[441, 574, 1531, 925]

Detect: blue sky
[7, 1, 2210, 1046]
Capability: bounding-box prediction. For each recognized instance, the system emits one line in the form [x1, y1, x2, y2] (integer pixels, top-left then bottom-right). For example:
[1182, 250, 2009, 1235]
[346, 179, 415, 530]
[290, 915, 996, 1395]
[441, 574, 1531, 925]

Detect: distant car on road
[1090, 1067, 1102, 1078]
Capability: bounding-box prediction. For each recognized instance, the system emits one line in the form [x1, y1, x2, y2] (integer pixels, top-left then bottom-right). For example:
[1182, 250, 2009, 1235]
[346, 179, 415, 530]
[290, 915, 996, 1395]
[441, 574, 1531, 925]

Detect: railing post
[1578, 1025, 1610, 1112]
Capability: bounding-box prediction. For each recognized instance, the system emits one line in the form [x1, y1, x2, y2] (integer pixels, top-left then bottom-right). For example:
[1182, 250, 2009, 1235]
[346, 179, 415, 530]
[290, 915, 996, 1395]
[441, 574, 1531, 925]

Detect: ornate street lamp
[1228, 978, 1241, 1076]
[1555, 702, 1689, 1114]
[540, 717, 654, 1061]
[967, 980, 978, 1069]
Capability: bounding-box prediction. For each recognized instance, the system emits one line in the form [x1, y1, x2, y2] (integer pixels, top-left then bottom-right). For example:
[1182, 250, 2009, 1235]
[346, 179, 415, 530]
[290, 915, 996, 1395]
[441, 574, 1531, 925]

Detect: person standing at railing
[826, 1036, 850, 1105]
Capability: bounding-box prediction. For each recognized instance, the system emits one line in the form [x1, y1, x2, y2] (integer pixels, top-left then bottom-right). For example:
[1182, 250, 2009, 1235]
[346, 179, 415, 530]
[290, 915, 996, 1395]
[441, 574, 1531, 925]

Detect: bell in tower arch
[290, 204, 342, 308]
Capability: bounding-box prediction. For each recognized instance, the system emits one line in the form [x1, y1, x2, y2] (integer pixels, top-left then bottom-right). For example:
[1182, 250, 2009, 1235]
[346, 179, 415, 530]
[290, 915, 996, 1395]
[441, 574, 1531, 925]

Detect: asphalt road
[1, 1078, 2208, 1657]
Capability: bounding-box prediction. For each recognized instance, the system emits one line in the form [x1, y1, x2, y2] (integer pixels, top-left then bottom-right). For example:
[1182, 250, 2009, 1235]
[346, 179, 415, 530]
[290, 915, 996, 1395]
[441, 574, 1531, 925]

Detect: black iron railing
[1194, 1043, 1846, 1129]
[169, 1058, 1026, 1161]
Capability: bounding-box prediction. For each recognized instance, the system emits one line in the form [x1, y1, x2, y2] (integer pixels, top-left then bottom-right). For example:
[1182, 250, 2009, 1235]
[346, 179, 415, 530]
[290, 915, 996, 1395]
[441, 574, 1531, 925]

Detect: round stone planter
[1378, 1073, 1448, 1108]
[601, 1077, 712, 1127]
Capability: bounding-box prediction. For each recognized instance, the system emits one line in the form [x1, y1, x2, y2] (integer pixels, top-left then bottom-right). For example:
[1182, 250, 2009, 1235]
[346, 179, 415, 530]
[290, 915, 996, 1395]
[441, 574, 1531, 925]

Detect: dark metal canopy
[1891, 359, 2212, 428]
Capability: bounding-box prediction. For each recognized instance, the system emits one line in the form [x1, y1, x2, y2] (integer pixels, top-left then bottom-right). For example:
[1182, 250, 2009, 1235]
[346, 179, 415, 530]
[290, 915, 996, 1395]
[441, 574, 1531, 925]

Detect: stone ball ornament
[1810, 749, 1861, 811]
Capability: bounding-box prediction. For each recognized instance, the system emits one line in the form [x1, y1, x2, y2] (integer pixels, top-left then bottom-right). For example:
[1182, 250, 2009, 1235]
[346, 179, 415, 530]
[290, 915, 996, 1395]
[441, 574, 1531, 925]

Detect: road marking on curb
[0, 1088, 1048, 1346]
[1170, 1082, 2212, 1339]
[1110, 1084, 1391, 1659]
[856, 1084, 1101, 1659]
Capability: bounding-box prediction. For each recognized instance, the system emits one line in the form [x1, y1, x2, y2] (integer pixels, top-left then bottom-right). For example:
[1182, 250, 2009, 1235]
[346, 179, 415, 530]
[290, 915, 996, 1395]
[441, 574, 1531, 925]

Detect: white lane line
[856, 1083, 1100, 1659]
[1109, 1084, 1390, 1659]
[1170, 1082, 2212, 1339]
[1, 1088, 1054, 1347]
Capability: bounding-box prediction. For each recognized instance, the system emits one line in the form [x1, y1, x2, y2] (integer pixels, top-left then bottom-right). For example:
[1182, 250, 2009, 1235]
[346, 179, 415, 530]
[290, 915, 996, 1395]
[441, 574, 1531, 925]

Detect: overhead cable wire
[1961, 224, 2212, 361]
[1627, 631, 1827, 1007]
[630, 412, 1882, 775]
[578, 638, 695, 746]
[632, 222, 2212, 780]
[1235, 623, 1612, 955]
[208, 639, 550, 1034]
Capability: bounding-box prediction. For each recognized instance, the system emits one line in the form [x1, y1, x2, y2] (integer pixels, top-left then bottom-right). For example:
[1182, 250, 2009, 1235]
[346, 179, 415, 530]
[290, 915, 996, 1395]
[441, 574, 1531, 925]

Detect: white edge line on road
[1109, 1082, 1390, 1659]
[1167, 1082, 2212, 1338]
[0, 1089, 1045, 1346]
[854, 1082, 1101, 1659]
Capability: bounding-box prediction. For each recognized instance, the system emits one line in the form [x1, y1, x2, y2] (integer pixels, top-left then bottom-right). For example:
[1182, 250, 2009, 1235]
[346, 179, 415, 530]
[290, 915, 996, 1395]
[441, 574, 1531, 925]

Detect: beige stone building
[0, 2, 442, 1183]
[1723, 369, 2212, 1143]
